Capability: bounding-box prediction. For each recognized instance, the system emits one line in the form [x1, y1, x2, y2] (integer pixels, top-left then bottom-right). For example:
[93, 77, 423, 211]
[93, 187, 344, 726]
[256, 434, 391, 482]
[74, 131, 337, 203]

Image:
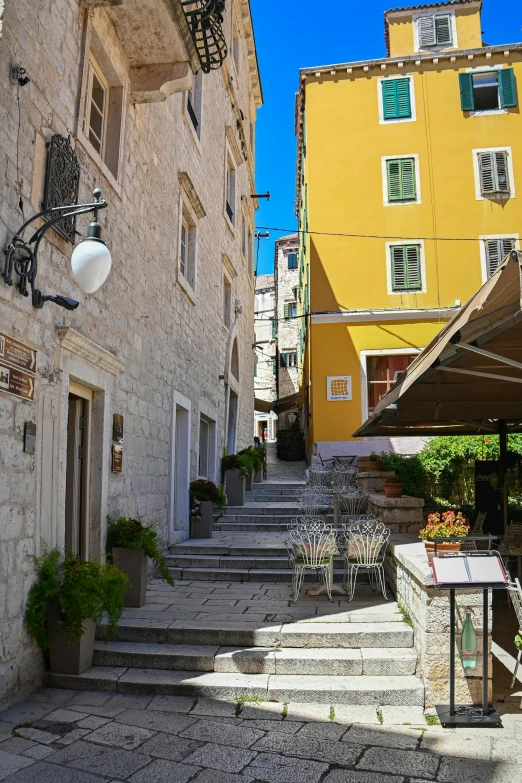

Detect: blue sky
[250, 0, 522, 275]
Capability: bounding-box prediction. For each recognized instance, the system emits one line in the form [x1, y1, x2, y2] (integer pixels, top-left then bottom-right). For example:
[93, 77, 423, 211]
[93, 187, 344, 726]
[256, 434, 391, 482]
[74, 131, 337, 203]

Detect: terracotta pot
[190, 500, 214, 539]
[383, 482, 404, 498]
[47, 606, 95, 675]
[366, 460, 382, 472]
[424, 541, 462, 560]
[112, 547, 148, 608]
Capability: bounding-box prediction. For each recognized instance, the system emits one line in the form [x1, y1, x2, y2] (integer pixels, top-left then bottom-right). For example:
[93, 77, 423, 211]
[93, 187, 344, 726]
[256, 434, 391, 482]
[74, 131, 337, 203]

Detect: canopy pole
[499, 419, 508, 534]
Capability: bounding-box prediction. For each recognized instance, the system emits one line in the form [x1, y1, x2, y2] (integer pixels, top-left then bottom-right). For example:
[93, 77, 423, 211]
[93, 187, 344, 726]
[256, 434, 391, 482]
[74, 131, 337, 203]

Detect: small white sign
[327, 376, 352, 401]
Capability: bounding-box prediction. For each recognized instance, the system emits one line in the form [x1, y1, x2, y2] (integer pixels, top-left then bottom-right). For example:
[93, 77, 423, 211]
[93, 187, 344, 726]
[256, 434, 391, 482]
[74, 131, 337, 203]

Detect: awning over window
[354, 250, 522, 438]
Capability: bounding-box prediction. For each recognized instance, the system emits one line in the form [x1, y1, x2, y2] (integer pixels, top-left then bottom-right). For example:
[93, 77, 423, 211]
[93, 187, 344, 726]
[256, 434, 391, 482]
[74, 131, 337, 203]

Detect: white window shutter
[478, 152, 495, 194]
[327, 376, 352, 401]
[418, 16, 436, 47]
[494, 152, 510, 193]
[485, 240, 501, 278]
[501, 238, 516, 259]
[435, 15, 452, 45]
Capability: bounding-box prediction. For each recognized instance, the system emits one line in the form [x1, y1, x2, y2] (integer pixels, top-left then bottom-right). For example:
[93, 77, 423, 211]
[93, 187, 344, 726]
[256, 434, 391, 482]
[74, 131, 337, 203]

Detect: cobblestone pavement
[265, 444, 306, 483]
[1, 687, 522, 782]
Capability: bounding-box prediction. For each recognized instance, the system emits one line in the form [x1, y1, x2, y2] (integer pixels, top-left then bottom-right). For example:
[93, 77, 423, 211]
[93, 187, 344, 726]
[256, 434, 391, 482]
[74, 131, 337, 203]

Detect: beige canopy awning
[254, 398, 274, 414]
[354, 250, 522, 438]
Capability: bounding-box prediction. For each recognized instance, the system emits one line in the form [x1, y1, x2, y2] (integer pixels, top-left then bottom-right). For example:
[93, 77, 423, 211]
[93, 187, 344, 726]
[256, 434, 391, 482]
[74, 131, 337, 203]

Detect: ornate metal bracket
[42, 134, 81, 244]
[181, 1, 228, 74]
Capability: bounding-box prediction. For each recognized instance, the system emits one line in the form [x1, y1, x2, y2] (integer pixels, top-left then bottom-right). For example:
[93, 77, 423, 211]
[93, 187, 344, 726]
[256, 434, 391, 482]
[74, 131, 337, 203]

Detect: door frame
[65, 381, 93, 559]
[170, 390, 191, 544]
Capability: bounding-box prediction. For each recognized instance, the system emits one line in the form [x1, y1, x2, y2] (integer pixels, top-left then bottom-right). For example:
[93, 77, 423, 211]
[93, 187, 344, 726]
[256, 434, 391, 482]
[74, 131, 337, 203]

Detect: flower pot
[424, 541, 462, 560]
[246, 470, 254, 491]
[383, 482, 404, 498]
[226, 469, 246, 506]
[366, 460, 381, 472]
[254, 468, 263, 484]
[47, 605, 96, 675]
[112, 547, 148, 608]
[190, 500, 214, 539]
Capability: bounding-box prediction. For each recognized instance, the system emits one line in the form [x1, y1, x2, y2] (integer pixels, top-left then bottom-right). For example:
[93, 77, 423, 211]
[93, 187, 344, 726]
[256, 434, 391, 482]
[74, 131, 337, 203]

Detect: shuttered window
[287, 253, 298, 269]
[386, 158, 417, 202]
[499, 68, 518, 107]
[284, 303, 291, 319]
[418, 14, 452, 47]
[382, 78, 411, 120]
[485, 238, 516, 278]
[271, 318, 277, 339]
[459, 68, 518, 112]
[390, 245, 422, 291]
[478, 151, 510, 195]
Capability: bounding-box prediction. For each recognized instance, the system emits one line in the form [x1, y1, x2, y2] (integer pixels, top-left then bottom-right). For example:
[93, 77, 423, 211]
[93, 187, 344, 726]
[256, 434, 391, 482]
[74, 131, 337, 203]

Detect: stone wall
[0, 0, 260, 708]
[386, 540, 492, 708]
[275, 234, 299, 423]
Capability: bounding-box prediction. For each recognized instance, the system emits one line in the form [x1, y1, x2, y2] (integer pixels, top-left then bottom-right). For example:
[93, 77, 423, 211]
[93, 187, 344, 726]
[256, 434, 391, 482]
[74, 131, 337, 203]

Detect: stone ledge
[358, 471, 394, 478]
[369, 492, 425, 509]
[388, 538, 433, 586]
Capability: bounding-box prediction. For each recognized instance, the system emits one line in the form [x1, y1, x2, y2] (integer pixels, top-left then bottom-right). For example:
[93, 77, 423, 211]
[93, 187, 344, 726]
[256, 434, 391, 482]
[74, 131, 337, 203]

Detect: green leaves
[379, 452, 426, 498]
[106, 516, 174, 586]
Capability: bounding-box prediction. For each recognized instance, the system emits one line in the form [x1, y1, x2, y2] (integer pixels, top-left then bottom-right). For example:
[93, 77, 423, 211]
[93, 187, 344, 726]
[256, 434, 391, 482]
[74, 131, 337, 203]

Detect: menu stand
[432, 536, 506, 729]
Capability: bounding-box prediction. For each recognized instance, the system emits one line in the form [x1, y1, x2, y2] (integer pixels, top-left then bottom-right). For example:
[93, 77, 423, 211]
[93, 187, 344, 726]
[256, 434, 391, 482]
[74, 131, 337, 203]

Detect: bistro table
[308, 524, 355, 597]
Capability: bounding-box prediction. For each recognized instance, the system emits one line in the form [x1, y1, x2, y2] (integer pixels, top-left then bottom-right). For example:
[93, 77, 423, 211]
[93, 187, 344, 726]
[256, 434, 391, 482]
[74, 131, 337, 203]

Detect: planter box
[190, 500, 214, 539]
[254, 468, 263, 484]
[47, 606, 95, 675]
[112, 547, 148, 608]
[226, 469, 246, 506]
[246, 470, 254, 491]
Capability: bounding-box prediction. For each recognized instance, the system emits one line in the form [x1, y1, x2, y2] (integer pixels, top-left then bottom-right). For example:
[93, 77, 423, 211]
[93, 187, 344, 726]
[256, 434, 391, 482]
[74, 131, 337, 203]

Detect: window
[225, 154, 236, 225]
[367, 355, 416, 412]
[478, 151, 510, 195]
[417, 14, 452, 48]
[390, 245, 422, 292]
[178, 204, 196, 290]
[459, 68, 517, 113]
[187, 71, 203, 136]
[248, 227, 253, 276]
[272, 357, 277, 375]
[327, 376, 352, 402]
[223, 277, 232, 328]
[287, 253, 298, 270]
[386, 158, 417, 202]
[382, 78, 411, 120]
[271, 318, 277, 340]
[284, 302, 297, 319]
[484, 238, 517, 278]
[241, 213, 247, 257]
[85, 57, 108, 156]
[199, 417, 210, 477]
[280, 351, 297, 368]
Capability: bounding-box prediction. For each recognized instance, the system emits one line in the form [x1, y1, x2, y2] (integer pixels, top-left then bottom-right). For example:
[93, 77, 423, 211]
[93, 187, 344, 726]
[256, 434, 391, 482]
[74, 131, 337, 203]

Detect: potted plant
[107, 516, 174, 608]
[223, 454, 246, 506]
[419, 511, 470, 559]
[239, 447, 263, 491]
[26, 550, 127, 675]
[254, 444, 266, 483]
[190, 479, 226, 538]
[383, 473, 404, 498]
[366, 452, 382, 472]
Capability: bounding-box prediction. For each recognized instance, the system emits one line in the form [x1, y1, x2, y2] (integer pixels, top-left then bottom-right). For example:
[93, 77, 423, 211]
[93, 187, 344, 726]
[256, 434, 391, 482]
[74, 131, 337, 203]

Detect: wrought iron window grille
[42, 134, 80, 244]
[181, 1, 228, 74]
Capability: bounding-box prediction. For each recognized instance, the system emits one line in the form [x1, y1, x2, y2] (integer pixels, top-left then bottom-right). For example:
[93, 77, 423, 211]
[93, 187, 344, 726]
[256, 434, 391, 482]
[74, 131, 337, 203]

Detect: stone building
[253, 273, 277, 440]
[0, 0, 262, 708]
[274, 233, 300, 428]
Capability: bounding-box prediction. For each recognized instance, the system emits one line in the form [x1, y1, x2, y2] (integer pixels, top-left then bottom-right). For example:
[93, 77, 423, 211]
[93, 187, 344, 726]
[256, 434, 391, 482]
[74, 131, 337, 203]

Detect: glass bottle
[460, 609, 477, 669]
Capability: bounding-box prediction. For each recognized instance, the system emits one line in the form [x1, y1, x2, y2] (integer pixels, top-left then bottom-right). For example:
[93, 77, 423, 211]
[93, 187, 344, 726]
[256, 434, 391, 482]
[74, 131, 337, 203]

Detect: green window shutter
[387, 158, 416, 202]
[400, 158, 416, 200]
[459, 73, 474, 111]
[391, 245, 422, 291]
[271, 319, 277, 339]
[405, 245, 422, 289]
[396, 78, 411, 118]
[499, 68, 517, 108]
[391, 246, 406, 290]
[387, 160, 402, 201]
[280, 353, 286, 368]
[284, 303, 291, 319]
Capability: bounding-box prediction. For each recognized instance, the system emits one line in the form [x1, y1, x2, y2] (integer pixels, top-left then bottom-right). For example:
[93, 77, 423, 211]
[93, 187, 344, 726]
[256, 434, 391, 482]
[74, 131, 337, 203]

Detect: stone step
[167, 566, 352, 582]
[247, 488, 300, 495]
[253, 482, 305, 491]
[246, 495, 300, 503]
[215, 523, 292, 532]
[46, 668, 423, 705]
[97, 620, 413, 649]
[92, 641, 417, 676]
[170, 544, 289, 557]
[166, 554, 347, 569]
[222, 505, 299, 516]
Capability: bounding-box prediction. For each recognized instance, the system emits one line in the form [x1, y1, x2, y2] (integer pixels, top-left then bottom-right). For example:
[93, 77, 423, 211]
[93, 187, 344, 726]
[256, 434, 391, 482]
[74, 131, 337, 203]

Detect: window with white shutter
[478, 151, 510, 195]
[327, 377, 352, 402]
[417, 14, 452, 48]
[390, 245, 422, 292]
[484, 238, 516, 278]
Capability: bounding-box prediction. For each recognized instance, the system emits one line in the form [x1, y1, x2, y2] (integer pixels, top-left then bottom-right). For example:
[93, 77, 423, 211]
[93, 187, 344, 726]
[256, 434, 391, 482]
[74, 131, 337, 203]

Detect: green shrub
[26, 550, 128, 651]
[379, 453, 426, 498]
[190, 479, 226, 511]
[238, 446, 263, 476]
[222, 454, 241, 472]
[106, 516, 174, 586]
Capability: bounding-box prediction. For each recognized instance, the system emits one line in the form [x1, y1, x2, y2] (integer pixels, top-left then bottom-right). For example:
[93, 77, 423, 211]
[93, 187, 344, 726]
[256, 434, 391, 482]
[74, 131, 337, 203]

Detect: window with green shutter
[390, 245, 422, 291]
[459, 68, 517, 112]
[386, 158, 417, 202]
[382, 78, 412, 120]
[283, 303, 291, 319]
[271, 318, 277, 339]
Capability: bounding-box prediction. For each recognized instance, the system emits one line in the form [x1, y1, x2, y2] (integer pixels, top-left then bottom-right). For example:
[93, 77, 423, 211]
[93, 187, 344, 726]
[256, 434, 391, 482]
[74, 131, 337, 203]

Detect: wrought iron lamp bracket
[3, 188, 108, 310]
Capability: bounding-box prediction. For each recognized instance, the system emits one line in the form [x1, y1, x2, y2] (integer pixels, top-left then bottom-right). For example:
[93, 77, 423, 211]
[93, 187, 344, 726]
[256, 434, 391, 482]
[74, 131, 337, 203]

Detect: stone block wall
[386, 540, 492, 708]
[0, 0, 261, 707]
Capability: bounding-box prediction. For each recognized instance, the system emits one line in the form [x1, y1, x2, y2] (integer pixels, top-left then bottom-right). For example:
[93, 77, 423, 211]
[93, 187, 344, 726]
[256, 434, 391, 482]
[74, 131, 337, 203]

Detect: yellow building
[296, 0, 522, 460]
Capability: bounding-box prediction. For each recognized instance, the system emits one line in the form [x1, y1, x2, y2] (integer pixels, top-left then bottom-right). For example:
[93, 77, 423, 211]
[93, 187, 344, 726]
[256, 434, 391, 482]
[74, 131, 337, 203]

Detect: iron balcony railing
[181, 0, 228, 74]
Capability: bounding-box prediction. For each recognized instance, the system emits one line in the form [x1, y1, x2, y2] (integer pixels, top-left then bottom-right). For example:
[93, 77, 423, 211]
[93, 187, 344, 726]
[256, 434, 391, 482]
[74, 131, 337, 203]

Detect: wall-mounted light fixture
[3, 188, 111, 310]
[251, 191, 270, 201]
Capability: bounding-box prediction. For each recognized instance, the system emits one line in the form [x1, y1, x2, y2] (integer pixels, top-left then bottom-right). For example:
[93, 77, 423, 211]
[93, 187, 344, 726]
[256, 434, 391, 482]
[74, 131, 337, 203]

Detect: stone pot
[226, 469, 246, 506]
[254, 468, 263, 484]
[383, 482, 404, 498]
[424, 541, 462, 560]
[366, 460, 382, 472]
[190, 500, 214, 539]
[246, 470, 255, 491]
[112, 547, 148, 608]
[47, 605, 96, 675]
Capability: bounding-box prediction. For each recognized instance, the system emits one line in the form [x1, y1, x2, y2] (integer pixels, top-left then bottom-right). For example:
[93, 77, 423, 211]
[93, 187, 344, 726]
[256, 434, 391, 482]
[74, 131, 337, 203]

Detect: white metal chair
[287, 520, 339, 602]
[508, 577, 522, 688]
[335, 490, 369, 519]
[306, 465, 334, 487]
[331, 463, 358, 491]
[297, 487, 335, 516]
[342, 519, 390, 601]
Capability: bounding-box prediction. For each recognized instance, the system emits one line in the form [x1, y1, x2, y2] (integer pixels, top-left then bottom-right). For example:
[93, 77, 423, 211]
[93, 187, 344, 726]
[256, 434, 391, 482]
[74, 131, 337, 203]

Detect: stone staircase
[45, 477, 424, 707]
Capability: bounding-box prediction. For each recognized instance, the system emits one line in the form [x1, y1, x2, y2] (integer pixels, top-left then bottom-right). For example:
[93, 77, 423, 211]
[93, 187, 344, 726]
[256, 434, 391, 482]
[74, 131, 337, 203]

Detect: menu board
[432, 555, 508, 586]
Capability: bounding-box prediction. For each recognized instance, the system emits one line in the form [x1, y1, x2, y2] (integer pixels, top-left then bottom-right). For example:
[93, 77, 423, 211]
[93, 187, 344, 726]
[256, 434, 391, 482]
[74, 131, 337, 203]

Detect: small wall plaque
[24, 422, 36, 454]
[112, 443, 123, 473]
[113, 413, 123, 442]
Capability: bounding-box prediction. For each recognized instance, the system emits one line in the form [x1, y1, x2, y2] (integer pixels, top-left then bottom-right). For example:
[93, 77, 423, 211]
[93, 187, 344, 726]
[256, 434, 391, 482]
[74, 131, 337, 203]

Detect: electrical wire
[255, 225, 508, 243]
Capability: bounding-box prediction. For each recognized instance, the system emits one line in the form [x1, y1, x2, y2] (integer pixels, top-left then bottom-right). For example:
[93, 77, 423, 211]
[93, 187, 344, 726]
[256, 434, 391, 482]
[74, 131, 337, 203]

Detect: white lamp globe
[71, 223, 112, 294]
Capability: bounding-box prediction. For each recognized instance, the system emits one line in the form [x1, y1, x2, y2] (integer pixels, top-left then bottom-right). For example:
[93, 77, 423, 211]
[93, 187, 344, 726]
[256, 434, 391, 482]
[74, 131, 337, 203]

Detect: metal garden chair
[335, 489, 369, 520]
[297, 487, 335, 516]
[342, 518, 390, 601]
[286, 519, 339, 602]
[508, 577, 522, 689]
[331, 463, 358, 490]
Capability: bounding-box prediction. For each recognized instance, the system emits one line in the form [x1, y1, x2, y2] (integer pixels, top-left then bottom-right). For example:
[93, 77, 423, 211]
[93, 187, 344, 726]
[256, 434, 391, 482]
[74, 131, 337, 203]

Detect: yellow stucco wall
[388, 5, 483, 57]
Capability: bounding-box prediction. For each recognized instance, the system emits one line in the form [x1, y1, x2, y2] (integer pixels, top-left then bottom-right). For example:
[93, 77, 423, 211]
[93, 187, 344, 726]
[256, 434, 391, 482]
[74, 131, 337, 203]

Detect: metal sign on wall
[0, 332, 36, 401]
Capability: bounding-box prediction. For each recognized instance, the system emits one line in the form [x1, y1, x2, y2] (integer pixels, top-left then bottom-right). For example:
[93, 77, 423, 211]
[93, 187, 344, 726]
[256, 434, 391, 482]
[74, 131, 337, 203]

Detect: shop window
[367, 355, 416, 412]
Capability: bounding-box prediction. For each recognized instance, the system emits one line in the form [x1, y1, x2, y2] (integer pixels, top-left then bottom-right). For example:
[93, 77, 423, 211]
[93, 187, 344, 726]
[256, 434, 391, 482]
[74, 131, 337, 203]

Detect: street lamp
[3, 188, 111, 310]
